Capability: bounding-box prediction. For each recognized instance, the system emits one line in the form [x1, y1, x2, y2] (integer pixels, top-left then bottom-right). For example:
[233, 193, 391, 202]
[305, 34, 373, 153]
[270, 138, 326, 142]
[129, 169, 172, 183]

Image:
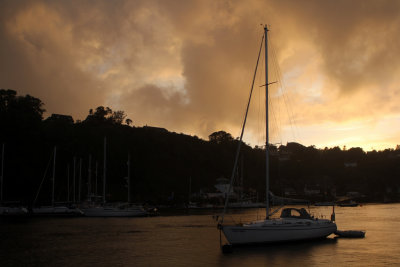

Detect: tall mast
[103, 137, 106, 205]
[219, 29, 265, 224]
[127, 152, 131, 204]
[52, 146, 56, 206]
[264, 25, 270, 219]
[67, 164, 70, 202]
[1, 143, 4, 204]
[88, 154, 92, 201]
[79, 158, 82, 203]
[73, 157, 76, 203]
[188, 176, 191, 204]
[95, 161, 98, 197]
[240, 156, 244, 201]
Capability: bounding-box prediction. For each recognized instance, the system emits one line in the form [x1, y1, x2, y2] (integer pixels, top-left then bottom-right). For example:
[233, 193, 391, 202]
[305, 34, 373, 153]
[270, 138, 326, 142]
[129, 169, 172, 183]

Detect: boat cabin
[280, 208, 313, 219]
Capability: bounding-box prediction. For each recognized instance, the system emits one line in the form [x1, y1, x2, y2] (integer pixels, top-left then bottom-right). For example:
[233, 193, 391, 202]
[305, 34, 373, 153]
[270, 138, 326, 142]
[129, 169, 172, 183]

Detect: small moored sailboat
[0, 143, 28, 216]
[33, 146, 83, 216]
[82, 138, 147, 217]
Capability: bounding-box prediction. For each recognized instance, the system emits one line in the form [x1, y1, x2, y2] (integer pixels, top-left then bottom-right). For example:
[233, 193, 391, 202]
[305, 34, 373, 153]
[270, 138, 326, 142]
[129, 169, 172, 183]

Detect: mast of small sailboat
[127, 152, 131, 204]
[88, 154, 92, 202]
[95, 161, 98, 197]
[73, 156, 76, 203]
[52, 146, 56, 206]
[1, 143, 4, 204]
[103, 137, 106, 205]
[264, 25, 270, 219]
[67, 164, 70, 202]
[79, 158, 82, 203]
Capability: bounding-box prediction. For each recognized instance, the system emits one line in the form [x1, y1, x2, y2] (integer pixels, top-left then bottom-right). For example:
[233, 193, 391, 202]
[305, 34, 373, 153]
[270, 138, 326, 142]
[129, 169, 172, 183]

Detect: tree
[0, 89, 17, 113]
[45, 114, 74, 125]
[126, 118, 132, 126]
[84, 106, 112, 123]
[0, 89, 45, 125]
[208, 131, 234, 144]
[95, 106, 112, 120]
[84, 106, 126, 125]
[111, 110, 126, 125]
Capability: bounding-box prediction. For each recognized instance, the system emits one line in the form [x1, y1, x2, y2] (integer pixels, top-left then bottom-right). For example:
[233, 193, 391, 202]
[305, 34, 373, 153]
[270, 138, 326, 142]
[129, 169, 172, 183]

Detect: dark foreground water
[1, 204, 400, 266]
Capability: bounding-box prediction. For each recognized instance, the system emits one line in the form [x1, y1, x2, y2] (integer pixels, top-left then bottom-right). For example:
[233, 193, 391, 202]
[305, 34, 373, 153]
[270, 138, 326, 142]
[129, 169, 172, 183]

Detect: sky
[1, 0, 400, 151]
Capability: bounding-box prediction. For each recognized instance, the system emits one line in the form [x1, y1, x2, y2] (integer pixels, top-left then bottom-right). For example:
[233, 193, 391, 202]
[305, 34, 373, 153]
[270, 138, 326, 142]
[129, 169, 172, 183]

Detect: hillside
[1, 89, 400, 205]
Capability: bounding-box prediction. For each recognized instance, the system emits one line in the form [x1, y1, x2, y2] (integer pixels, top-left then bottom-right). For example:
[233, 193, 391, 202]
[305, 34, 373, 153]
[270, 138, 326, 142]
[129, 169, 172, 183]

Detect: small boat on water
[0, 205, 28, 216]
[32, 147, 84, 216]
[335, 230, 365, 238]
[221, 208, 336, 245]
[338, 200, 358, 207]
[32, 205, 83, 216]
[0, 144, 29, 217]
[82, 139, 147, 217]
[314, 202, 335, 206]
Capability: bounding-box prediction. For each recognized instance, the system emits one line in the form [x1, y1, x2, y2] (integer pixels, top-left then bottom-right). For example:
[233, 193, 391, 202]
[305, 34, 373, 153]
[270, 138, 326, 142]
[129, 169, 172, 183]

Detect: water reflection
[219, 238, 338, 266]
[1, 204, 400, 266]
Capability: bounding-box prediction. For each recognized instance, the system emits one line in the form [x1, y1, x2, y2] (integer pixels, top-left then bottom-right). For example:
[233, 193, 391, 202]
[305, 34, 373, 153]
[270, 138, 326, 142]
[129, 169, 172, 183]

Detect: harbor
[0, 204, 395, 266]
[1, 0, 399, 266]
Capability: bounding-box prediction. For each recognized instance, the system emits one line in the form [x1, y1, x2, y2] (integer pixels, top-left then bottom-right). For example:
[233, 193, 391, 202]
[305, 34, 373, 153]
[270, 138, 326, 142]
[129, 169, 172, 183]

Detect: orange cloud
[1, 0, 399, 150]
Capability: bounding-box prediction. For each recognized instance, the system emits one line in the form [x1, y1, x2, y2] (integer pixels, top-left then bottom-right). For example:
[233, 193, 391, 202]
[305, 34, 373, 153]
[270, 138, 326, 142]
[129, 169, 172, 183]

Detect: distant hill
[1, 89, 400, 205]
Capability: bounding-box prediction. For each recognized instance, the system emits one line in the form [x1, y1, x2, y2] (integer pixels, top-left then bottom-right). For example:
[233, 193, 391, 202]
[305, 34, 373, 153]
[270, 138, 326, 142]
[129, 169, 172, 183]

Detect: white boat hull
[222, 219, 337, 245]
[32, 206, 83, 216]
[0, 206, 28, 216]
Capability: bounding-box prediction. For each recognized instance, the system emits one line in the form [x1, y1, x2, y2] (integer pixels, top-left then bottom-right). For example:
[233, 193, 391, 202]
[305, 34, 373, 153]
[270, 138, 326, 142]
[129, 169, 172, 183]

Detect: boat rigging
[217, 25, 337, 248]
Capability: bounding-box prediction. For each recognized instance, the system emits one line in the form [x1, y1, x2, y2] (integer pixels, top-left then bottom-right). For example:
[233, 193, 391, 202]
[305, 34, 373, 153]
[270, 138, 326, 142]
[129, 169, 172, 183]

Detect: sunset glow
[1, 0, 400, 151]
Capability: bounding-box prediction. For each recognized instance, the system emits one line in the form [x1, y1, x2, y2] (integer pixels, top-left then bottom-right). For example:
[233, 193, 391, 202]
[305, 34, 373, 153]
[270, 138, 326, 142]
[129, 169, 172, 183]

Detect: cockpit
[280, 208, 313, 219]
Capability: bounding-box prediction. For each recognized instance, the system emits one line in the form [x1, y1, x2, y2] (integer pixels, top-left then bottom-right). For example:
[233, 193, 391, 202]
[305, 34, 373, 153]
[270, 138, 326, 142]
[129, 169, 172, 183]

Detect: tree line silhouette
[1, 89, 399, 206]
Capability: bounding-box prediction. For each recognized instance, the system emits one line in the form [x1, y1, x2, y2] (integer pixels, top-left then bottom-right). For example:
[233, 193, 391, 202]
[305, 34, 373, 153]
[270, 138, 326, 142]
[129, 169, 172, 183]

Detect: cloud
[1, 0, 400, 149]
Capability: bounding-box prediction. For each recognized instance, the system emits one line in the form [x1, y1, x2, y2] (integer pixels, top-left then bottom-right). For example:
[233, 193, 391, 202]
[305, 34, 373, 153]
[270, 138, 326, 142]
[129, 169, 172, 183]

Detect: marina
[0, 204, 396, 266]
[1, 1, 399, 266]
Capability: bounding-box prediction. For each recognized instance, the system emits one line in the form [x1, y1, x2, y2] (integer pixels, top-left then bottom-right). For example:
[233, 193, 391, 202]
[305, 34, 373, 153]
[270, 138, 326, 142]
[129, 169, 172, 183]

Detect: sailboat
[32, 146, 83, 216]
[0, 143, 28, 216]
[82, 138, 147, 217]
[218, 26, 336, 245]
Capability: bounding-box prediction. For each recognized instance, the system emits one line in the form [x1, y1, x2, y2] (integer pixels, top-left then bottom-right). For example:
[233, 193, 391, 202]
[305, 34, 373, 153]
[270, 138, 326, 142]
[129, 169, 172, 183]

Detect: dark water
[1, 204, 400, 266]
